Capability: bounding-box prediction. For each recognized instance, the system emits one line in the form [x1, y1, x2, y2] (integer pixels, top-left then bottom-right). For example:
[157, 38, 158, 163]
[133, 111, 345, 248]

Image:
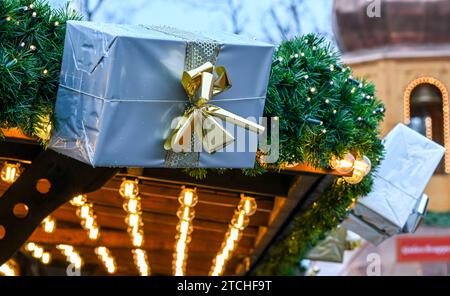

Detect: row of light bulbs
[329, 153, 372, 184]
[120, 179, 145, 248]
[95, 247, 117, 274]
[70, 195, 100, 240]
[132, 249, 151, 276]
[119, 179, 151, 275]
[210, 195, 257, 276]
[173, 187, 198, 276]
[24, 242, 51, 265]
[57, 244, 83, 269]
[0, 260, 17, 276]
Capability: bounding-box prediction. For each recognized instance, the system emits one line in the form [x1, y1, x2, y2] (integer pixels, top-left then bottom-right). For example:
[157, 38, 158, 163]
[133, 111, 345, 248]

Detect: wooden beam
[136, 169, 294, 197]
[87, 189, 271, 227]
[52, 205, 258, 238]
[29, 227, 252, 255]
[104, 178, 275, 211]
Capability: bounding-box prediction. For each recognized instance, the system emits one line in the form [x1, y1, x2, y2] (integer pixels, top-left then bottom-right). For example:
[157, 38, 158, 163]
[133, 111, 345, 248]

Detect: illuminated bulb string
[132, 249, 151, 276]
[404, 77, 450, 173]
[119, 179, 152, 275]
[95, 247, 117, 274]
[173, 187, 198, 276]
[42, 215, 56, 233]
[70, 195, 101, 240]
[120, 179, 145, 248]
[24, 242, 51, 265]
[0, 260, 17, 276]
[57, 244, 83, 269]
[210, 195, 257, 276]
[0, 162, 21, 184]
[425, 116, 433, 140]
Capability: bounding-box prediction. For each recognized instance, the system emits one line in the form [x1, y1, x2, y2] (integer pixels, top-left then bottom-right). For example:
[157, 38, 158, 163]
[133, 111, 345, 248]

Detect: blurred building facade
[328, 0, 450, 276]
[334, 0, 450, 212]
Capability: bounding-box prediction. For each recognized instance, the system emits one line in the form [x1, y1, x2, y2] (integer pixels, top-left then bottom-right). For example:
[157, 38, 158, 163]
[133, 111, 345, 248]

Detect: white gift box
[343, 124, 445, 245]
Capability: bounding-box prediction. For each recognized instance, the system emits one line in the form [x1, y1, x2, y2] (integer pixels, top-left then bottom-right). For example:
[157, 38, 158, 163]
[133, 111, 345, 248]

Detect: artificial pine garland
[0, 1, 385, 275]
[0, 0, 79, 141]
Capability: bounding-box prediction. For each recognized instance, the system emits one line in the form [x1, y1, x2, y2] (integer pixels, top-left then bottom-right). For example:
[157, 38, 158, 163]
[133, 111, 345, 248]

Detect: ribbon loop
[166, 62, 265, 154]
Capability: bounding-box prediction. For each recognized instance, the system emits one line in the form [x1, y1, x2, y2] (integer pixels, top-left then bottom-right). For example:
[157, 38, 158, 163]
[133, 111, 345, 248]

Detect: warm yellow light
[238, 195, 257, 216]
[125, 198, 141, 214]
[0, 261, 17, 276]
[178, 220, 191, 235]
[25, 242, 36, 252]
[179, 188, 198, 207]
[88, 227, 99, 240]
[33, 246, 44, 259]
[119, 179, 139, 198]
[42, 216, 56, 233]
[95, 247, 117, 274]
[70, 195, 86, 207]
[132, 249, 150, 276]
[132, 232, 144, 247]
[126, 213, 140, 227]
[232, 211, 249, 230]
[329, 153, 355, 174]
[229, 227, 240, 241]
[41, 252, 51, 264]
[1, 162, 21, 184]
[79, 204, 92, 219]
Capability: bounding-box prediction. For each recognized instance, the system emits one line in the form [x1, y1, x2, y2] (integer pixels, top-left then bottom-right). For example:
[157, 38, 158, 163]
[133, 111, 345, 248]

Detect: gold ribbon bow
[164, 62, 265, 154]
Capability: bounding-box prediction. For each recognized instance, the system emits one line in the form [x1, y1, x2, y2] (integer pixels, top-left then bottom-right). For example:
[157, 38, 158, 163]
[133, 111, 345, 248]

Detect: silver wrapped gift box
[342, 124, 445, 245]
[49, 21, 274, 168]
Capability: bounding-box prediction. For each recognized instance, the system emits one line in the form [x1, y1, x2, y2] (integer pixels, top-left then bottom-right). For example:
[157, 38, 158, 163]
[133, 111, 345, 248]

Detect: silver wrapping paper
[49, 21, 274, 168]
[343, 124, 445, 245]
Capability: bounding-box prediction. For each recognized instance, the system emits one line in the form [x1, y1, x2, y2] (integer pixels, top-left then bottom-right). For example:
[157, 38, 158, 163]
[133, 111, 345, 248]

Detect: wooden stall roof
[0, 131, 343, 276]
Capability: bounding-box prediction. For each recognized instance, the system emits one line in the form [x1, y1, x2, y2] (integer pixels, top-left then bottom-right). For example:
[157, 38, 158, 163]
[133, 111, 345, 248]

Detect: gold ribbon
[164, 62, 265, 154]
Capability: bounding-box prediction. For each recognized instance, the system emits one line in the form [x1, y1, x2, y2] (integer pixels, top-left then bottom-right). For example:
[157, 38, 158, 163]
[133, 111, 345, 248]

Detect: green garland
[252, 35, 385, 275]
[0, 0, 79, 142]
[0, 1, 385, 275]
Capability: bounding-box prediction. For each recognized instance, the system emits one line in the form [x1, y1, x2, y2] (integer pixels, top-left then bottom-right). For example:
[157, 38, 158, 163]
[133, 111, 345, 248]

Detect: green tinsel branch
[0, 0, 80, 142]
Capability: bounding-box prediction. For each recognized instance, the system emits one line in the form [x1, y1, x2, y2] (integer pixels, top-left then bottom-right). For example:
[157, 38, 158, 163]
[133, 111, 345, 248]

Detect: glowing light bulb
[329, 153, 356, 174]
[41, 252, 51, 264]
[25, 242, 36, 252]
[43, 216, 56, 233]
[133, 232, 144, 247]
[238, 196, 257, 216]
[353, 156, 372, 176]
[232, 211, 249, 230]
[70, 195, 86, 207]
[124, 197, 141, 214]
[33, 246, 44, 258]
[88, 227, 99, 240]
[80, 204, 91, 219]
[1, 162, 20, 183]
[179, 188, 198, 207]
[119, 179, 139, 198]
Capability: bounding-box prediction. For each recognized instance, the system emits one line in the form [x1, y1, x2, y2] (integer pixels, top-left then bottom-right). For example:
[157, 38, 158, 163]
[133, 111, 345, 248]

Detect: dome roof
[333, 0, 450, 53]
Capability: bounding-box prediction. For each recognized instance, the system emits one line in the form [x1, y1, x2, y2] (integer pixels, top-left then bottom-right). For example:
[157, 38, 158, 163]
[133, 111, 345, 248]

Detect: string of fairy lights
[57, 244, 83, 269]
[95, 247, 117, 274]
[119, 179, 150, 275]
[173, 187, 198, 276]
[210, 195, 257, 276]
[0, 162, 261, 276]
[70, 194, 101, 240]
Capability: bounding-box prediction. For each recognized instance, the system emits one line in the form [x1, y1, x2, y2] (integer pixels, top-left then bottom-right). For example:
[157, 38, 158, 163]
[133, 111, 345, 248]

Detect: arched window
[404, 77, 450, 174]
